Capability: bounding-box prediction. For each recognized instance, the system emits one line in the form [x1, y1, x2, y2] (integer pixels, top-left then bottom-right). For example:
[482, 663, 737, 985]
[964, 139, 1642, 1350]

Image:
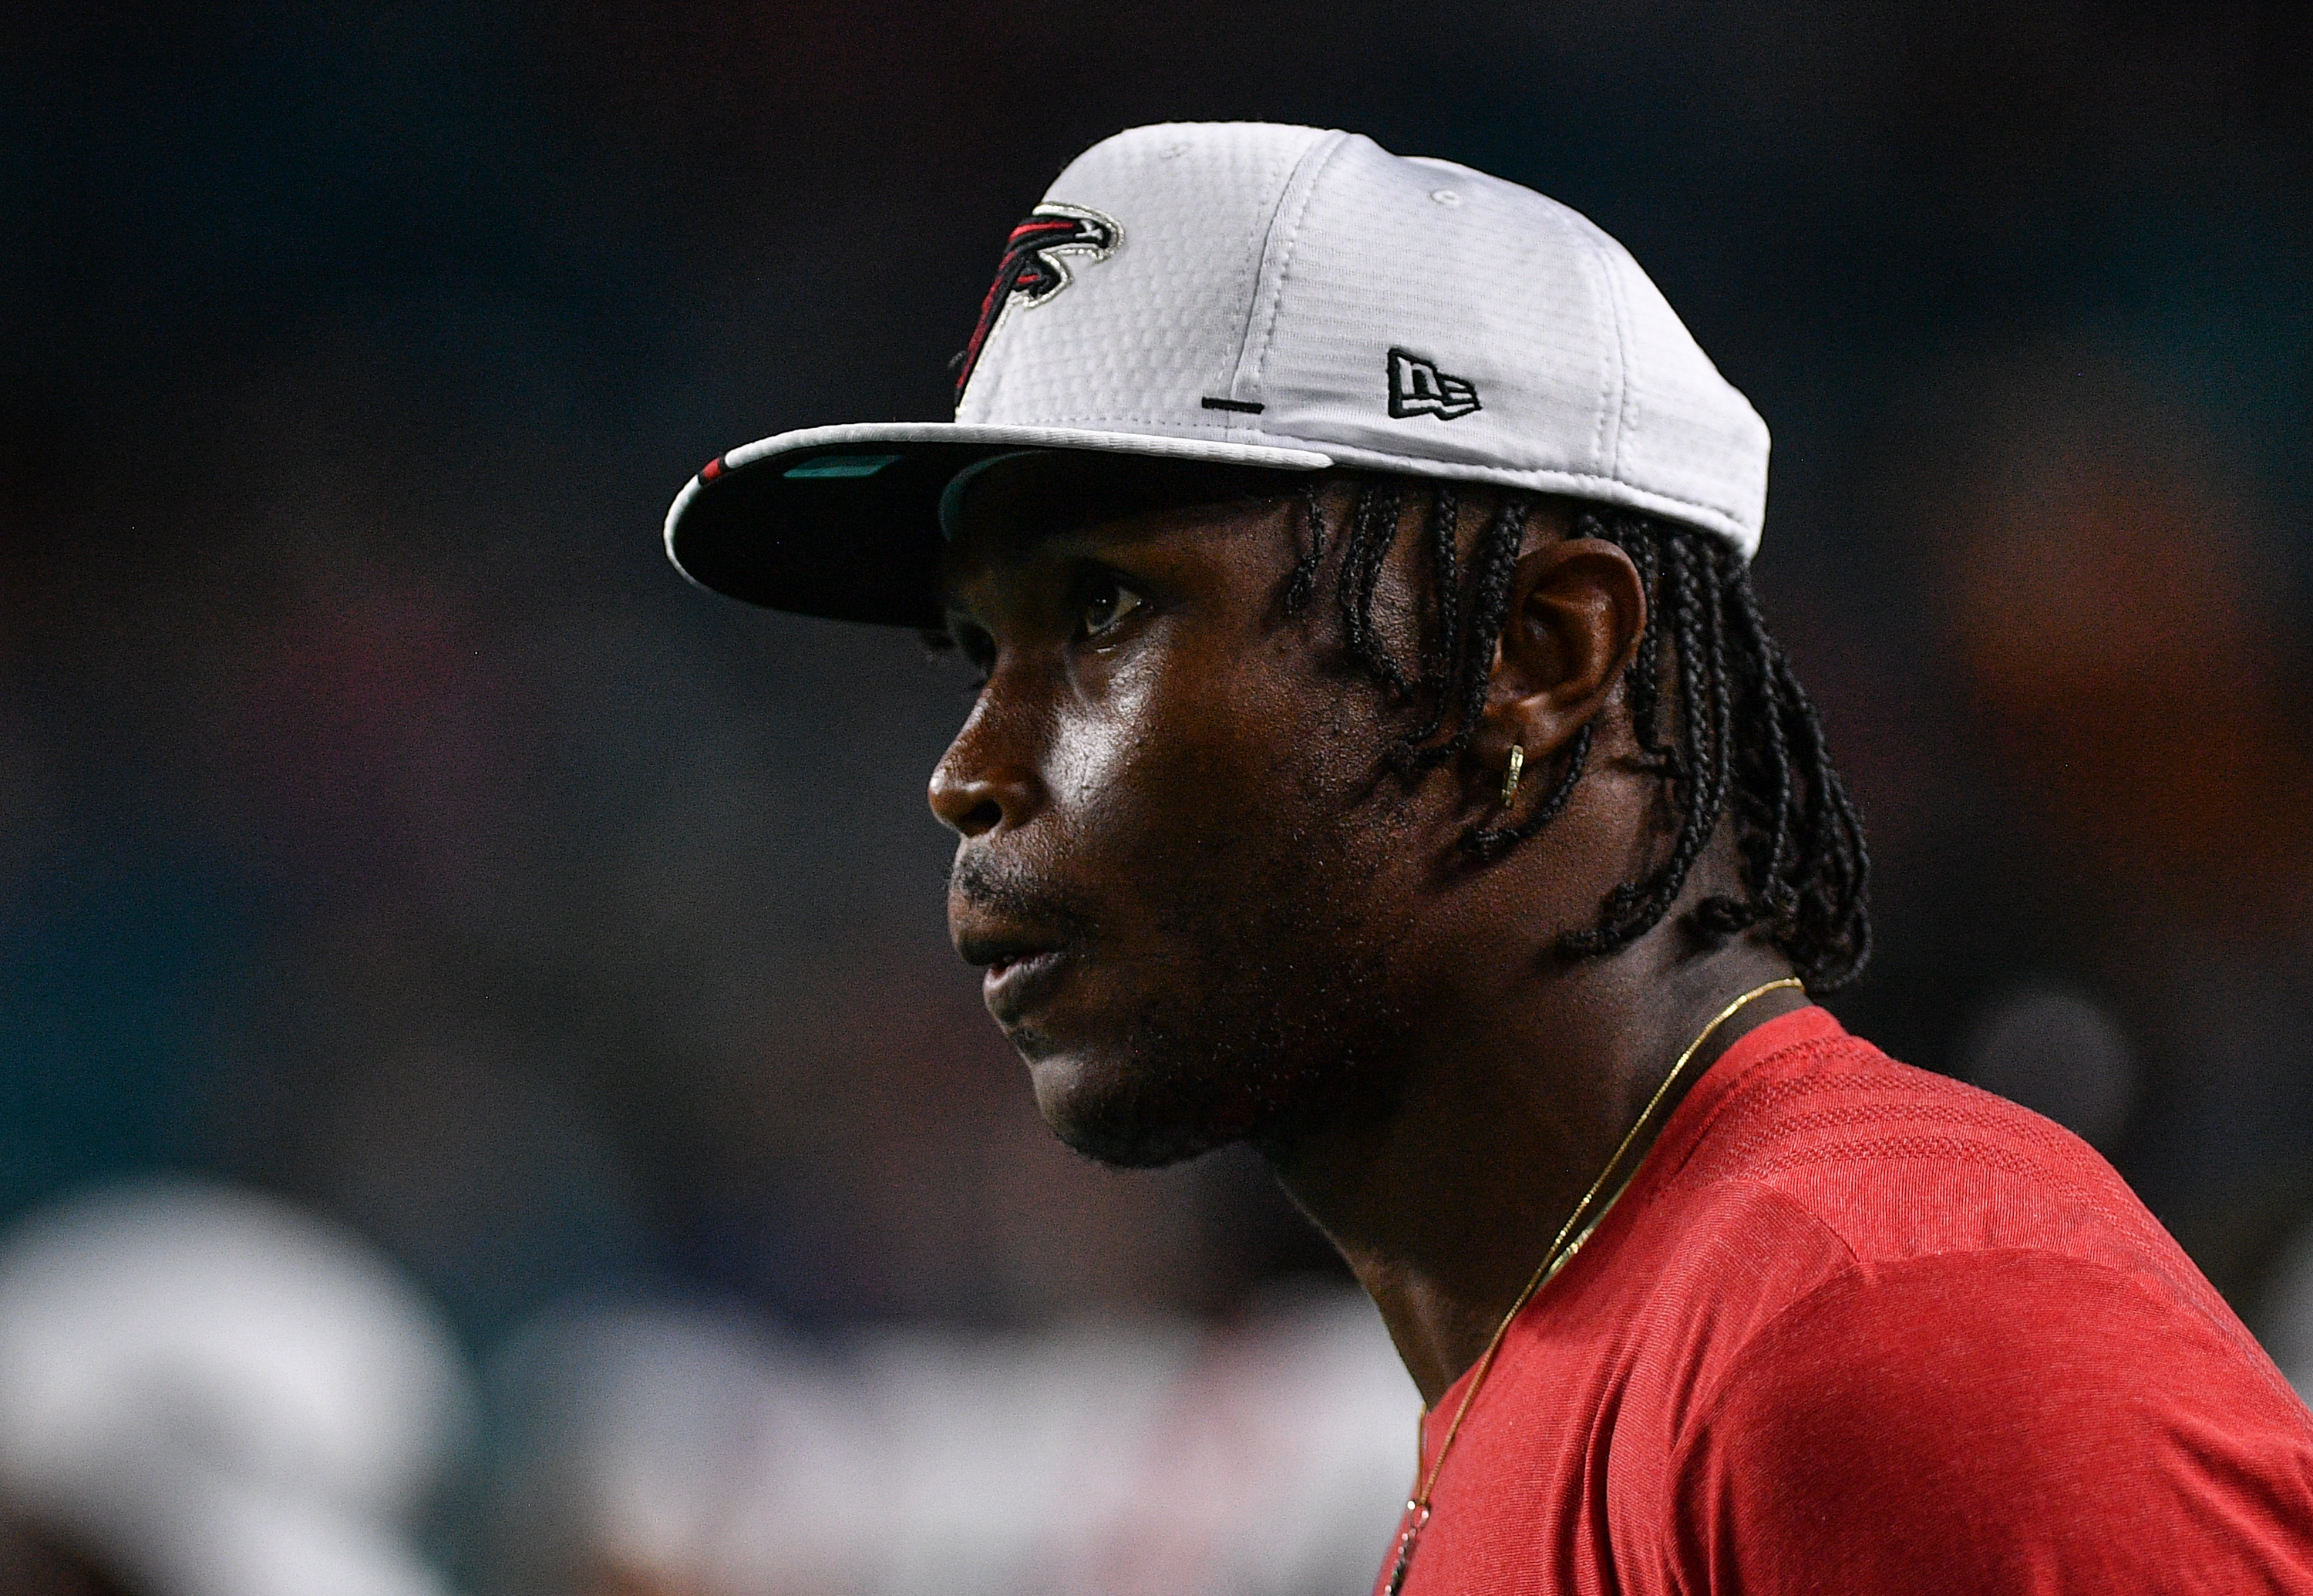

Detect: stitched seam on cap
[1233, 131, 1354, 406]
[1585, 220, 1631, 479]
[1604, 238, 1640, 483]
[1210, 134, 1328, 416]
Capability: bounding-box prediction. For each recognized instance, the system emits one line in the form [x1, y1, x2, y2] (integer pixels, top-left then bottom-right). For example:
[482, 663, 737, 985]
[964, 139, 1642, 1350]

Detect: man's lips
[978, 947, 1076, 1021]
[948, 850, 1098, 1025]
[954, 922, 1085, 1023]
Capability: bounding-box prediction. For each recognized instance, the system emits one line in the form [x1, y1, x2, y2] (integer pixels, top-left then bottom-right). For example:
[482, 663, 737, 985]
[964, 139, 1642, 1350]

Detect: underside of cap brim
[663, 422, 1332, 628]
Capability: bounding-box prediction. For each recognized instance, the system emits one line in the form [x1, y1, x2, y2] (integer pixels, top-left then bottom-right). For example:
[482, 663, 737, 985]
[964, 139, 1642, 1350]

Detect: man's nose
[928, 707, 1042, 839]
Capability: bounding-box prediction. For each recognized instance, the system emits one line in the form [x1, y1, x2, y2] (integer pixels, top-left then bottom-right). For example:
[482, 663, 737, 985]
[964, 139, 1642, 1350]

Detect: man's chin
[1023, 1047, 1254, 1170]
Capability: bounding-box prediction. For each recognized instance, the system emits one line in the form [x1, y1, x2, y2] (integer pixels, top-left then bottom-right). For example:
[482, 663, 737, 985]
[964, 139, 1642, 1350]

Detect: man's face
[931, 466, 1455, 1167]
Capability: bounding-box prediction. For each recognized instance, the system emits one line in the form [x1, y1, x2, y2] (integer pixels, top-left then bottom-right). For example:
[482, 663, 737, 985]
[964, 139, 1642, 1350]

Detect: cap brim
[663, 423, 1332, 628]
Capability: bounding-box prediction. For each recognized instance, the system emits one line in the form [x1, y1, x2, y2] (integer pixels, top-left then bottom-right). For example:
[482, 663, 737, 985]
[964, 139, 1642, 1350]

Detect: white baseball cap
[665, 121, 1769, 627]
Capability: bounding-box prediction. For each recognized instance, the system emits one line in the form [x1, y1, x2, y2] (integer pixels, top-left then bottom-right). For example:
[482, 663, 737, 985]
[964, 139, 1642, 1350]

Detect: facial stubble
[1016, 790, 1423, 1172]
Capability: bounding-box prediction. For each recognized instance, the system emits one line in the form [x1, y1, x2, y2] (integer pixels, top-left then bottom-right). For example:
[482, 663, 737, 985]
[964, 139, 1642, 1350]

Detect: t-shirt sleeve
[1669, 1248, 2313, 1594]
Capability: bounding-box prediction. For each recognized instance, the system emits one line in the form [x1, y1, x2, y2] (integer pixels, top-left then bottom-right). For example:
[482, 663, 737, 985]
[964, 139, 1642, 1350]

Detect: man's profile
[665, 123, 2313, 1592]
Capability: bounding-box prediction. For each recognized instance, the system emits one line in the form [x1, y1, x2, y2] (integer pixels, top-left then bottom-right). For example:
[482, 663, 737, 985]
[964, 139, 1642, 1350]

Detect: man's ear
[1477, 537, 1647, 763]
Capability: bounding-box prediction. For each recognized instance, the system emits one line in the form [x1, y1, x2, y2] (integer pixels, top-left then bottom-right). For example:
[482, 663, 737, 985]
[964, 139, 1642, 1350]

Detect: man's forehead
[944, 453, 1304, 553]
[936, 456, 1308, 607]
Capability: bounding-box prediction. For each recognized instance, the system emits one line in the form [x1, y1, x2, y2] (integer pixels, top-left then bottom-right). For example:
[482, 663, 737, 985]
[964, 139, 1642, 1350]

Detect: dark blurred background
[3, 1, 2311, 1586]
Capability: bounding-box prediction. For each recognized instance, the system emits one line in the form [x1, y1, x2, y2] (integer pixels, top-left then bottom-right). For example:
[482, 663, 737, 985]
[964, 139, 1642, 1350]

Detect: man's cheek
[1045, 664, 1160, 811]
[1051, 678, 1217, 829]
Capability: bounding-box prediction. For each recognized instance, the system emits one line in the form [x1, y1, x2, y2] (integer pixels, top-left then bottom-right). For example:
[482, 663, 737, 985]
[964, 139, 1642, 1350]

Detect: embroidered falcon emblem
[954, 204, 1123, 399]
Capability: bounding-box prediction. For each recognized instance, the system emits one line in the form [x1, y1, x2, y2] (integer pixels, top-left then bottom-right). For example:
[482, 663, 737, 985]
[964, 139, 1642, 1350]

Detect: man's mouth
[949, 853, 1099, 1025]
[955, 927, 1082, 1023]
[979, 947, 1074, 1018]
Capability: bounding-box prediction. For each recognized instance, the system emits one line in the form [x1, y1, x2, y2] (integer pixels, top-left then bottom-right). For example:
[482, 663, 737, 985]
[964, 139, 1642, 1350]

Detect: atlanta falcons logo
[953, 203, 1123, 399]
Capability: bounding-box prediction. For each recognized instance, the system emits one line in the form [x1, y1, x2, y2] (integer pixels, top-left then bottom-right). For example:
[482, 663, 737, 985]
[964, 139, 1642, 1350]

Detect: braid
[1608, 512, 1672, 766]
[1313, 476, 1870, 992]
[1386, 485, 1470, 776]
[1283, 483, 1328, 614]
[1720, 564, 1798, 929]
[1458, 498, 1525, 733]
[1776, 636, 1874, 987]
[1423, 485, 1462, 685]
[1685, 540, 1758, 943]
[1571, 512, 1869, 988]
[1559, 527, 1731, 960]
[1462, 722, 1594, 860]
[1346, 483, 1412, 693]
[1386, 497, 1523, 778]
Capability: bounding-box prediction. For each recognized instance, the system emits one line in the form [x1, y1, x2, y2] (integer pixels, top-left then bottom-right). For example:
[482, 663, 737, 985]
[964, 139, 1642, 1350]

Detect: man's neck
[1261, 936, 1805, 1406]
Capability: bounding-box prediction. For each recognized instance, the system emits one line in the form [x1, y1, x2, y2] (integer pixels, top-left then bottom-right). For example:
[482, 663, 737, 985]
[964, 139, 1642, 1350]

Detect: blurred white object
[487, 1286, 1417, 1596]
[1958, 979, 2139, 1150]
[0, 1179, 475, 1596]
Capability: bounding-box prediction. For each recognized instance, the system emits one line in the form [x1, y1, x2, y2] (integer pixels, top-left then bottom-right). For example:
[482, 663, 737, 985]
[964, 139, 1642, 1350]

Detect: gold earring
[1500, 742, 1525, 805]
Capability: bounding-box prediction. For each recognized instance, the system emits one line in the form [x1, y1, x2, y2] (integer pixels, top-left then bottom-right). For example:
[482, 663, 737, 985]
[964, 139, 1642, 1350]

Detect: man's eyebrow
[959, 483, 1283, 553]
[943, 524, 1139, 596]
[934, 537, 1057, 617]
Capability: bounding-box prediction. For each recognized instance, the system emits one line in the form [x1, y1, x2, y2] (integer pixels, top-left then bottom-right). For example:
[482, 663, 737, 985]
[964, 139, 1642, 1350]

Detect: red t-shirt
[1379, 1005, 2313, 1594]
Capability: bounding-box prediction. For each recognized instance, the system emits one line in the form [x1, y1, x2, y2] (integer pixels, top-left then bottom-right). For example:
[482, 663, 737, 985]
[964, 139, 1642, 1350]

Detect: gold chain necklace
[1379, 976, 1804, 1596]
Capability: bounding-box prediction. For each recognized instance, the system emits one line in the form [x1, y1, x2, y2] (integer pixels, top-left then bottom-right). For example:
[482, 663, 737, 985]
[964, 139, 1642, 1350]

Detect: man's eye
[942, 623, 996, 692]
[1082, 580, 1144, 641]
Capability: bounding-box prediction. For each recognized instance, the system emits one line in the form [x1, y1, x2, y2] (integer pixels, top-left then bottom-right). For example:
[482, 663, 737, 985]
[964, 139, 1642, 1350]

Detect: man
[666, 123, 2313, 1591]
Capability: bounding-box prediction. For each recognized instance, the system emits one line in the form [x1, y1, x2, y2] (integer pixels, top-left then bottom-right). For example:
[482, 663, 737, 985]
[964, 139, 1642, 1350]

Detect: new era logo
[1387, 348, 1481, 421]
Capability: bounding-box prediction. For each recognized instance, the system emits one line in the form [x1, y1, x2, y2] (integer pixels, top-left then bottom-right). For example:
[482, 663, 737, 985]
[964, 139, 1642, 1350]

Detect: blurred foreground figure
[664, 124, 2313, 1591]
[483, 1291, 1409, 1596]
[0, 1180, 474, 1596]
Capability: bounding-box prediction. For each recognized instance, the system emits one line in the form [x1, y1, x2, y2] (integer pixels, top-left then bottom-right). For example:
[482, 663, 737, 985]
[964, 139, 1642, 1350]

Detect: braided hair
[1290, 479, 1872, 993]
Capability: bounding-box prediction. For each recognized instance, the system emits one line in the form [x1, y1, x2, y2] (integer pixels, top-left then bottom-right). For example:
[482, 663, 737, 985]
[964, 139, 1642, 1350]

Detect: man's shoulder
[1646, 1011, 2296, 1437]
[1670, 1011, 2170, 1277]
[1668, 1243, 2313, 1590]
[1635, 1018, 2313, 1587]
